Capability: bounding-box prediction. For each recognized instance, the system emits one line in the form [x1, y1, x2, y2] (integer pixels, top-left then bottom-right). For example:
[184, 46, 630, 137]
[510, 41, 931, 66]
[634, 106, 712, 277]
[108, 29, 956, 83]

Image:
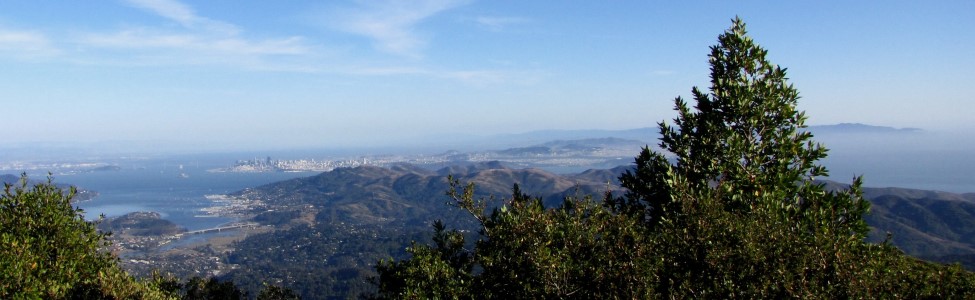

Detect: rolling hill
[210, 160, 975, 298]
[233, 164, 975, 269]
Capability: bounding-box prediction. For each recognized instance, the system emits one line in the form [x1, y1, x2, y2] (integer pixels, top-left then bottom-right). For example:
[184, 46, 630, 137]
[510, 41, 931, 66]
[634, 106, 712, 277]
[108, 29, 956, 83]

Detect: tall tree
[375, 18, 975, 299]
[609, 17, 876, 297]
[613, 17, 868, 233]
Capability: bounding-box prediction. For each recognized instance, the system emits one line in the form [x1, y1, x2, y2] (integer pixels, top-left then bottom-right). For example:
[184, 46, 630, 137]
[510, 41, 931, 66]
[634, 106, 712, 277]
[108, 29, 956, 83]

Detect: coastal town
[102, 198, 272, 279]
[208, 137, 646, 174]
[208, 156, 376, 173]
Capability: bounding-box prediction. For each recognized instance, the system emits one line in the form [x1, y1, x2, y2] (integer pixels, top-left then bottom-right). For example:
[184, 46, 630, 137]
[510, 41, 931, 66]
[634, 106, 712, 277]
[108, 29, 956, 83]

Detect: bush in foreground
[0, 175, 173, 299]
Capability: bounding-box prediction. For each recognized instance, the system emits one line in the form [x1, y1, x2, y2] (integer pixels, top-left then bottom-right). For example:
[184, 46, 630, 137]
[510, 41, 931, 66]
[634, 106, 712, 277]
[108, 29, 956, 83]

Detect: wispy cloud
[81, 29, 308, 55]
[123, 0, 238, 34]
[125, 0, 196, 26]
[330, 0, 469, 58]
[76, 29, 314, 71]
[0, 28, 60, 58]
[69, 0, 313, 70]
[0, 0, 539, 84]
[474, 16, 529, 32]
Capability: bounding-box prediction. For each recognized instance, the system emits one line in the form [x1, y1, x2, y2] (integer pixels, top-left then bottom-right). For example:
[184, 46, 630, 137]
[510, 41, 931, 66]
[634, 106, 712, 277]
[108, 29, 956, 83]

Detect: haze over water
[817, 131, 975, 194]
[60, 156, 317, 231]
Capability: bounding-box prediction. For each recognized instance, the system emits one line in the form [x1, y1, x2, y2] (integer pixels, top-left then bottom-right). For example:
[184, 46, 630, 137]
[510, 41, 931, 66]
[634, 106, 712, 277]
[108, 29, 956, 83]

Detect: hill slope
[217, 162, 624, 298]
[214, 164, 975, 298]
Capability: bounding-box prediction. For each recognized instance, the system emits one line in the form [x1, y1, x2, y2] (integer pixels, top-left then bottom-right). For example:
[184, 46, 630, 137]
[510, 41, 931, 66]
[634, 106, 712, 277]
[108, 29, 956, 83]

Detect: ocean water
[817, 132, 975, 194]
[58, 157, 317, 231]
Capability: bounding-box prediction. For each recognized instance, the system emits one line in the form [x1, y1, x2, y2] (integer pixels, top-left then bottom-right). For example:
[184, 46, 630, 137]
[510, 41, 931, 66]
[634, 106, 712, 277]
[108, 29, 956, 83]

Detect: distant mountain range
[0, 123, 924, 161]
[434, 123, 922, 151]
[489, 128, 659, 147]
[491, 123, 920, 141]
[808, 123, 923, 134]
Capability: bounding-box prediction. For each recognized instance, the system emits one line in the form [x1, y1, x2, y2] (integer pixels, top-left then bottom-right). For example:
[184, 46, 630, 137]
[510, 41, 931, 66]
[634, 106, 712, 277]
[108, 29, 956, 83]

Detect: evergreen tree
[613, 17, 868, 233]
[608, 17, 875, 297]
[374, 17, 975, 299]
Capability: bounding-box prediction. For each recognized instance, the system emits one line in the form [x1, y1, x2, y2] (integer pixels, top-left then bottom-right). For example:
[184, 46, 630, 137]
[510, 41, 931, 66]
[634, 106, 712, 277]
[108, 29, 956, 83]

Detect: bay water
[58, 156, 317, 231]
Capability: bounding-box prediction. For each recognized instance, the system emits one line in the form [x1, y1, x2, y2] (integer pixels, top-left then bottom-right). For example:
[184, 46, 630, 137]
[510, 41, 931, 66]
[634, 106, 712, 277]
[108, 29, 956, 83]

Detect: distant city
[208, 138, 646, 173]
[0, 137, 646, 177]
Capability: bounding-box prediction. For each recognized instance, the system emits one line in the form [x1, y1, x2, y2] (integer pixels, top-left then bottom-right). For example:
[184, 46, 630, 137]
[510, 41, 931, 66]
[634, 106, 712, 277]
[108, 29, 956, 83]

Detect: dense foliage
[374, 18, 975, 299]
[0, 175, 173, 299]
[223, 220, 426, 298]
[374, 183, 654, 299]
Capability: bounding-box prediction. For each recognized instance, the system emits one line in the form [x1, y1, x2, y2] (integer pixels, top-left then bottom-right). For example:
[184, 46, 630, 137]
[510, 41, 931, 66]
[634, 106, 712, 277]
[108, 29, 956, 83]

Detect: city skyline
[2, 1, 972, 151]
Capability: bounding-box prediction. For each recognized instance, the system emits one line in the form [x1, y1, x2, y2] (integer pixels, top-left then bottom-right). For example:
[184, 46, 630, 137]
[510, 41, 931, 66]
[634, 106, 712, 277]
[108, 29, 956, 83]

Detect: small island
[98, 211, 186, 237]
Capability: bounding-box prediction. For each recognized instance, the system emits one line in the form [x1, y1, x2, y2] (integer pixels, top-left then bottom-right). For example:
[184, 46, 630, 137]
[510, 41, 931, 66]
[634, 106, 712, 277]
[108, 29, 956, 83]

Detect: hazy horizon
[3, 123, 974, 194]
[2, 1, 973, 151]
[2, 122, 966, 156]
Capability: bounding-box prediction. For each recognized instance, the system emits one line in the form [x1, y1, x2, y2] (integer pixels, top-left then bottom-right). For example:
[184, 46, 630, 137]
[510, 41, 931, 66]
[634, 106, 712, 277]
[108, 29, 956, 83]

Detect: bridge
[174, 222, 260, 238]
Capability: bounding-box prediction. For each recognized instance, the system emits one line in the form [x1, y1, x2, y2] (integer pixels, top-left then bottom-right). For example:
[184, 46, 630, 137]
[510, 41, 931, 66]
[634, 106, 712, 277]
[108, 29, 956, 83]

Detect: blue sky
[1, 1, 972, 151]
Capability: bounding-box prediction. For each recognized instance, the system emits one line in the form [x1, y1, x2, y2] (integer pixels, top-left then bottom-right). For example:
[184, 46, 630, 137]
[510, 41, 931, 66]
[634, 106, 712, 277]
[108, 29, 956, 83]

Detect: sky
[1, 0, 972, 152]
